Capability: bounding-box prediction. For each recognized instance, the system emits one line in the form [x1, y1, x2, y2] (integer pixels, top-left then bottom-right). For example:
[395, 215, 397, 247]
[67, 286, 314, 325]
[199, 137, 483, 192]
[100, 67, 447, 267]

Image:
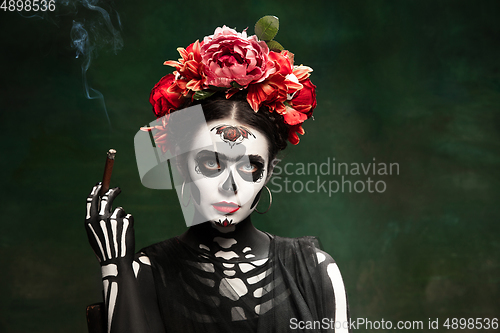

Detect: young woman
[85, 21, 350, 332]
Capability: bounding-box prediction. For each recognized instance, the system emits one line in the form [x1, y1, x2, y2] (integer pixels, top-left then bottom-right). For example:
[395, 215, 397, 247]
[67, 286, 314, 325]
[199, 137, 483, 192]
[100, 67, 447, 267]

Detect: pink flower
[201, 26, 276, 88]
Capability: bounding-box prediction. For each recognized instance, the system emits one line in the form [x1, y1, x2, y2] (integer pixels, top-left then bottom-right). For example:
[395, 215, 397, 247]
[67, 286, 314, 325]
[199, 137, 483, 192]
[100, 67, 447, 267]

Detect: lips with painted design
[212, 202, 240, 214]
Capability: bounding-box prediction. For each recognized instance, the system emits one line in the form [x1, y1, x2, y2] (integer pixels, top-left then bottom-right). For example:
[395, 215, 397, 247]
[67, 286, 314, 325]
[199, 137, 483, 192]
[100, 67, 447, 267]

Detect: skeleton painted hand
[85, 183, 135, 266]
[85, 183, 142, 332]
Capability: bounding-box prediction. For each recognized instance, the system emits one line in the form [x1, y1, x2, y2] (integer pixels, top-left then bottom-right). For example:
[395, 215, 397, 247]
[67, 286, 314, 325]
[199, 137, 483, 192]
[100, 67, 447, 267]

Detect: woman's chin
[209, 220, 237, 233]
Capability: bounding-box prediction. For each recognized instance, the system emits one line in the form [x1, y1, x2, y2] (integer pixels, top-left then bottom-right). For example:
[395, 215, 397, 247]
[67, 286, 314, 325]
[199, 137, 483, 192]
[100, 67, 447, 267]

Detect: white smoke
[20, 0, 124, 126]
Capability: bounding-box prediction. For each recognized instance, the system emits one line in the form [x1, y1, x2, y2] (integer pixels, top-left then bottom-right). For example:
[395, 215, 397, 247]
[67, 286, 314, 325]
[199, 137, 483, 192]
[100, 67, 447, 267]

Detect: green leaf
[193, 90, 216, 100]
[231, 81, 244, 89]
[267, 40, 284, 52]
[254, 16, 279, 42]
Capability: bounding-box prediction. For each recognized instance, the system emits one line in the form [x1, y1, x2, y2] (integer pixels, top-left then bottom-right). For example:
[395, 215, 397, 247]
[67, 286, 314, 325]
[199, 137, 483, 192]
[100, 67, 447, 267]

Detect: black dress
[141, 234, 350, 332]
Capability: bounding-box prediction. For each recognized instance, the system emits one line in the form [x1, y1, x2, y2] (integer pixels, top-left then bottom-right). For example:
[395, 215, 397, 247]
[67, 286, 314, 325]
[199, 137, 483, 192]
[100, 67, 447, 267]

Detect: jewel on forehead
[211, 125, 256, 148]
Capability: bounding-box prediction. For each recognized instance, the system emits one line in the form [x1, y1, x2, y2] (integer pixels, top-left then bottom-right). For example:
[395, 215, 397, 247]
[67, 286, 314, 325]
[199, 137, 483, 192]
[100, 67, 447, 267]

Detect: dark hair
[196, 92, 289, 163]
[168, 92, 288, 180]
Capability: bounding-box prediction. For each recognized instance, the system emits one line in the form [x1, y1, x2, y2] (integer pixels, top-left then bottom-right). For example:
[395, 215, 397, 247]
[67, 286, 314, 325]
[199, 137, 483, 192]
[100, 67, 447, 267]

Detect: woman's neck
[178, 216, 270, 260]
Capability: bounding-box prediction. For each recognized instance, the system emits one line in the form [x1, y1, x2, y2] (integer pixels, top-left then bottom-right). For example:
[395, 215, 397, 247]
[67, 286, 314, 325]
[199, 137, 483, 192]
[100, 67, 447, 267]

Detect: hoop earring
[255, 186, 272, 214]
[180, 181, 191, 207]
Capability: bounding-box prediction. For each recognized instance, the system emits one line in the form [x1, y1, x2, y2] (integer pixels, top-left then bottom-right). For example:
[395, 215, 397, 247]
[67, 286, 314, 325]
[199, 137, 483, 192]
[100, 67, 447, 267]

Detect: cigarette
[100, 149, 116, 196]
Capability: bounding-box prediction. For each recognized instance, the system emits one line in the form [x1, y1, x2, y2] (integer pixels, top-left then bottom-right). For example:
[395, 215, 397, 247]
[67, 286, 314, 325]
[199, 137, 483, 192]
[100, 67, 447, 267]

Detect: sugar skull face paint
[186, 118, 270, 229]
[211, 124, 256, 147]
[194, 149, 265, 182]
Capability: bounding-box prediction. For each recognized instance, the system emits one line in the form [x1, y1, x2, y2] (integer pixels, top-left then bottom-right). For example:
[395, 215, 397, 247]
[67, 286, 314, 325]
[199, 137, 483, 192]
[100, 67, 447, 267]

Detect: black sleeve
[134, 252, 167, 333]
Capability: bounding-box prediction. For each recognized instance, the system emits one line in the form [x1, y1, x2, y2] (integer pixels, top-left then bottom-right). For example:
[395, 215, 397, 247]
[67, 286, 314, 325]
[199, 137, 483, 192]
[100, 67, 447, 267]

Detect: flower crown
[147, 16, 317, 150]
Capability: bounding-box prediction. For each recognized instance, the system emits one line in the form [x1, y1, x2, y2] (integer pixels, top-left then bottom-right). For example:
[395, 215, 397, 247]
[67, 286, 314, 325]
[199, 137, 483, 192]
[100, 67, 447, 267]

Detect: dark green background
[1, 1, 499, 332]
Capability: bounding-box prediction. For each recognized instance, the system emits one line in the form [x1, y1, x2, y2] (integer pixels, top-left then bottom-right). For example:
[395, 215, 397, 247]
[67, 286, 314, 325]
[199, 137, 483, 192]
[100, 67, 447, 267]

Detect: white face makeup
[185, 118, 270, 230]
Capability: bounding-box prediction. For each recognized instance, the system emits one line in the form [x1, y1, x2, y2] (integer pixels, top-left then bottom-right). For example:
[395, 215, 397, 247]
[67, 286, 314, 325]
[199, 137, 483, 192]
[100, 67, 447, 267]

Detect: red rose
[289, 78, 317, 117]
[149, 74, 184, 117]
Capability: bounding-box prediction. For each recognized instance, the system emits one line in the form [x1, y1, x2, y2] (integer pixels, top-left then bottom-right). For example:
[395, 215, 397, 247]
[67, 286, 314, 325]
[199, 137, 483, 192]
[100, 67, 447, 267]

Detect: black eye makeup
[236, 155, 265, 182]
[194, 151, 265, 182]
[195, 151, 224, 178]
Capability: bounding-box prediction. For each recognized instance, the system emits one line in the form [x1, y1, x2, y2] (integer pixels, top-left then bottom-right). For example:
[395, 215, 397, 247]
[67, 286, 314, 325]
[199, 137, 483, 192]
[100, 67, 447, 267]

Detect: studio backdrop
[0, 1, 499, 332]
